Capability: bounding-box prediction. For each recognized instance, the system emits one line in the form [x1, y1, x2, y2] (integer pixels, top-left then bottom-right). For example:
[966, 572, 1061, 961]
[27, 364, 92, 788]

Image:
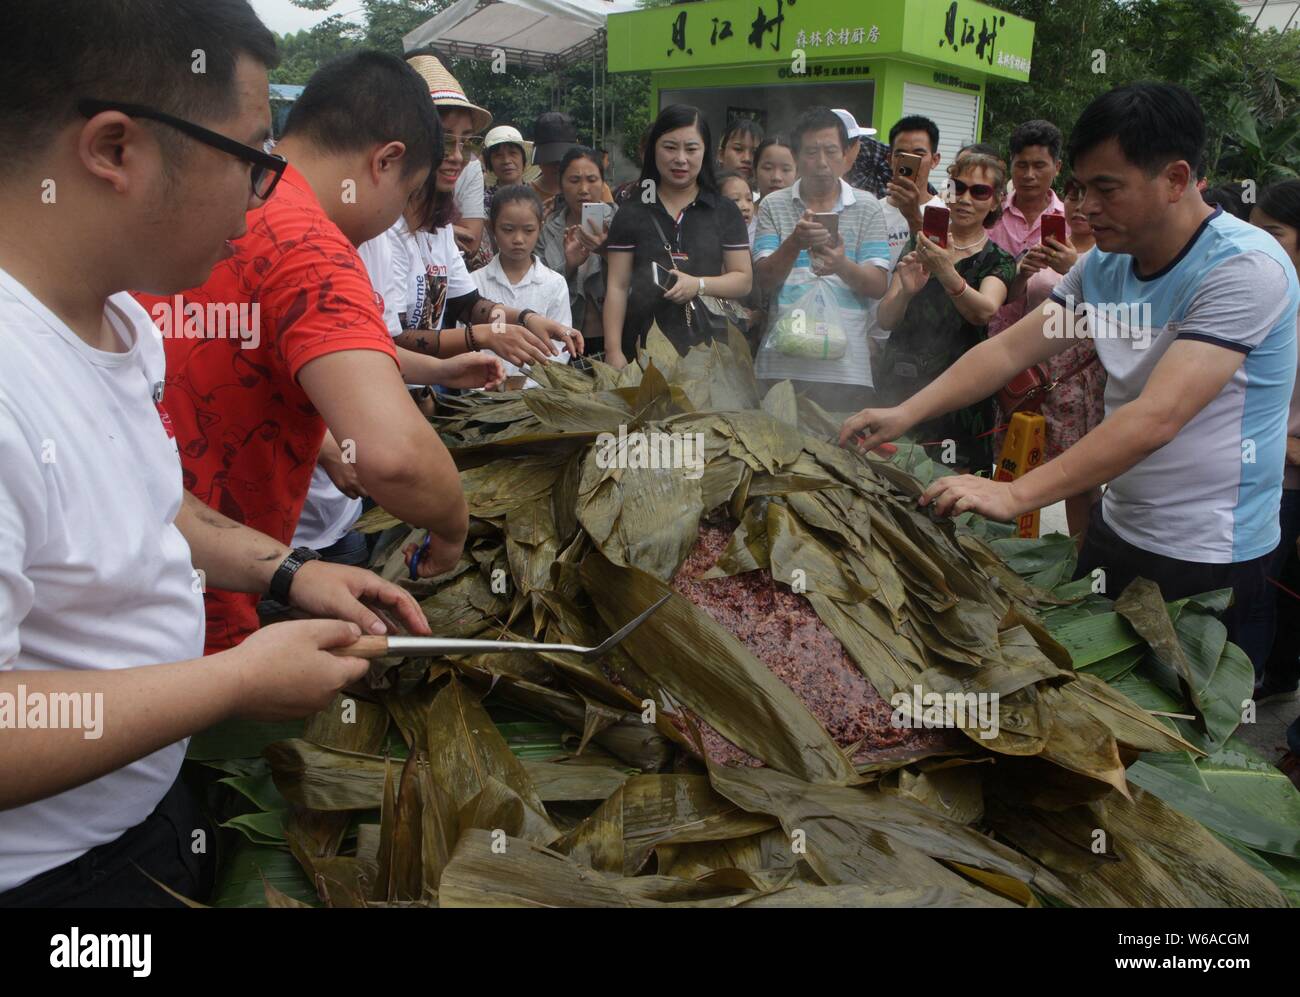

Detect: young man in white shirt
[865, 116, 947, 365]
[0, 0, 432, 906]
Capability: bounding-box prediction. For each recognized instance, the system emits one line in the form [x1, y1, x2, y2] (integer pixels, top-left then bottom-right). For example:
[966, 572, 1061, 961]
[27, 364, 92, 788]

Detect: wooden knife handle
[329, 636, 391, 659]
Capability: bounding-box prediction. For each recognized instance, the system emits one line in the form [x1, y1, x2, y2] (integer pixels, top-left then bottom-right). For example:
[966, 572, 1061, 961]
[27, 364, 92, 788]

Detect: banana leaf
[424, 675, 558, 844]
[1127, 739, 1300, 858]
[557, 774, 777, 875]
[211, 840, 317, 908]
[707, 763, 1067, 904]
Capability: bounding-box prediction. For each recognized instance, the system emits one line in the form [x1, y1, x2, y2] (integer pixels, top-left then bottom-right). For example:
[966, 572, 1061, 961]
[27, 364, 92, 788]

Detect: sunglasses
[950, 179, 995, 201]
[77, 99, 286, 200]
[443, 135, 484, 157]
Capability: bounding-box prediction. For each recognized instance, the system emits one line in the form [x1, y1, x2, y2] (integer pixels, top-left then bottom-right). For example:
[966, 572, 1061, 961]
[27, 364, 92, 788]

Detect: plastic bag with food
[761, 278, 848, 361]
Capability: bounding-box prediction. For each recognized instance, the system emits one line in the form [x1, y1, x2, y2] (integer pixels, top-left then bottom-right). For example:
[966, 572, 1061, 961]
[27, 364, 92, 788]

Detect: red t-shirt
[137, 164, 397, 653]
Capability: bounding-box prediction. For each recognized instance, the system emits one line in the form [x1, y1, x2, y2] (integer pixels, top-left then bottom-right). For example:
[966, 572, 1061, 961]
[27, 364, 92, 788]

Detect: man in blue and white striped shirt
[753, 106, 890, 412]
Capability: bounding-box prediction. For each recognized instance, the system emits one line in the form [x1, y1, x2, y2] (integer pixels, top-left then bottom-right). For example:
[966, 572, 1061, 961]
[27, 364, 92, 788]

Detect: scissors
[408, 532, 432, 580]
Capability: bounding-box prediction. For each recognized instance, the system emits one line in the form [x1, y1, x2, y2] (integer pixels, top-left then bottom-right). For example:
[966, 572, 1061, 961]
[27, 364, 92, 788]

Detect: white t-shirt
[453, 158, 487, 221]
[472, 256, 573, 387]
[292, 232, 404, 551]
[399, 221, 478, 333]
[0, 270, 205, 892]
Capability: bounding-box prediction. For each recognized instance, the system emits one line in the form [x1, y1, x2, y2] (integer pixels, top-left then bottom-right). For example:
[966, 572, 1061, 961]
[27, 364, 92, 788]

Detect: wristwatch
[698, 278, 706, 296]
[516, 308, 537, 330]
[269, 546, 321, 605]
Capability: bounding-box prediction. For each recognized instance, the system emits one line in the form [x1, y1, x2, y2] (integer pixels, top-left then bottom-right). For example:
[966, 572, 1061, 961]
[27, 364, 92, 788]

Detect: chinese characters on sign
[933, 71, 980, 92]
[938, 1, 1006, 67]
[776, 63, 872, 79]
[668, 0, 814, 58]
[793, 26, 878, 48]
[668, 10, 693, 56]
[749, 0, 792, 52]
[996, 51, 1031, 73]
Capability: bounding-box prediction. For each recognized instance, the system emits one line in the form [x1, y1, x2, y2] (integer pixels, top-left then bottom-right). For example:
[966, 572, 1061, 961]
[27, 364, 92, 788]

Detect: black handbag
[647, 213, 738, 340]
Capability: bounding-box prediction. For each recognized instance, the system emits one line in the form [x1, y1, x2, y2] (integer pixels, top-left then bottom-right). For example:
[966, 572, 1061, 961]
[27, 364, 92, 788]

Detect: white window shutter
[900, 83, 982, 193]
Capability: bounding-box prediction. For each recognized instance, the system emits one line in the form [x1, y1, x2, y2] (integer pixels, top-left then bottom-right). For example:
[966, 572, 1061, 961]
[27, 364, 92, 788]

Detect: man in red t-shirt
[142, 52, 471, 652]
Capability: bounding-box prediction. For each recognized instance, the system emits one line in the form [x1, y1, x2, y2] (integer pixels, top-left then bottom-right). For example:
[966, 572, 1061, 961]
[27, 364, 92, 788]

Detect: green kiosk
[605, 0, 1035, 171]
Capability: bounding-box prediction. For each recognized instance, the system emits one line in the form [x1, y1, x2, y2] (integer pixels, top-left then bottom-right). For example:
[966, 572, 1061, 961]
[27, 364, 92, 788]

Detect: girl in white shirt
[474, 186, 573, 386]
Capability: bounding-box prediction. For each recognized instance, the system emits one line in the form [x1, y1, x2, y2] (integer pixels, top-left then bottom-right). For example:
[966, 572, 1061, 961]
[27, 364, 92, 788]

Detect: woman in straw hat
[379, 53, 584, 380]
[408, 52, 493, 266]
[483, 125, 540, 210]
[472, 125, 541, 268]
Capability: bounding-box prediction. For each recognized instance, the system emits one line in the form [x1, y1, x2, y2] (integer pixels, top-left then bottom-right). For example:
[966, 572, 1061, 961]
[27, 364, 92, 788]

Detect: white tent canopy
[402, 0, 639, 71]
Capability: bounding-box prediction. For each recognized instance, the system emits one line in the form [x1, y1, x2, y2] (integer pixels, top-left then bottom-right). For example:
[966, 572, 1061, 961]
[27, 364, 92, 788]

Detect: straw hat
[406, 52, 492, 133]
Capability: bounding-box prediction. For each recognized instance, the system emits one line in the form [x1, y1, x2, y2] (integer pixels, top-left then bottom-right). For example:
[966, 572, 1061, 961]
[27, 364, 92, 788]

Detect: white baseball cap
[832, 108, 877, 140]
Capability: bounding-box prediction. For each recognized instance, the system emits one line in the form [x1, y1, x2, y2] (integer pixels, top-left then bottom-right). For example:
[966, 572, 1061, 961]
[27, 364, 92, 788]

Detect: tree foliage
[985, 0, 1300, 184]
[268, 0, 1300, 185]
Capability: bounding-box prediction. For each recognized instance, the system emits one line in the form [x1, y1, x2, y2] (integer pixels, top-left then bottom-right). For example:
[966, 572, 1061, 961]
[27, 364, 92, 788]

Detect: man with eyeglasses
[753, 106, 890, 413]
[0, 0, 434, 907]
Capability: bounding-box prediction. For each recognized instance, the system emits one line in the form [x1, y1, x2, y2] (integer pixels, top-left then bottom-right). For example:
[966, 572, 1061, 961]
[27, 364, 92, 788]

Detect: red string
[916, 423, 1011, 447]
[1267, 576, 1300, 603]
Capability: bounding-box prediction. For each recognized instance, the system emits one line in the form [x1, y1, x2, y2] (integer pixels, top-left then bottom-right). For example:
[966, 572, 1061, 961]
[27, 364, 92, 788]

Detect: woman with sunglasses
[875, 151, 1017, 472]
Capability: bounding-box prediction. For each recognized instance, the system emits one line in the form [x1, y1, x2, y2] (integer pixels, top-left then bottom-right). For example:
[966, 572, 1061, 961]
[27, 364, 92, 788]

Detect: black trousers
[0, 775, 216, 908]
[1074, 502, 1272, 669]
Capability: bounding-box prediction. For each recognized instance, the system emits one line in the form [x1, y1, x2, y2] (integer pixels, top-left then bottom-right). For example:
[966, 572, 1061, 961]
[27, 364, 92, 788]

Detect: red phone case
[1041, 213, 1067, 244]
[922, 205, 949, 248]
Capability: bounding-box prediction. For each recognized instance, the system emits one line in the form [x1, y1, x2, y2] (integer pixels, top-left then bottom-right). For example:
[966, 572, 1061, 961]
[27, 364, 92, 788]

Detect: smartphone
[1040, 212, 1067, 245]
[894, 152, 923, 179]
[922, 204, 950, 248]
[581, 201, 606, 235]
[652, 261, 676, 292]
[812, 212, 839, 244]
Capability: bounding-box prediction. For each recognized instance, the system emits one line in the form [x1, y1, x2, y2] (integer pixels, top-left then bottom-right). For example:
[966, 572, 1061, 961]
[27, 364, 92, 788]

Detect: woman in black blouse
[602, 105, 752, 367]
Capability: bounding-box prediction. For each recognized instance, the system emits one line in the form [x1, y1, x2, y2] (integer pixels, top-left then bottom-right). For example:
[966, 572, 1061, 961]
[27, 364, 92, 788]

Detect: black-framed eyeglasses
[77, 99, 287, 200]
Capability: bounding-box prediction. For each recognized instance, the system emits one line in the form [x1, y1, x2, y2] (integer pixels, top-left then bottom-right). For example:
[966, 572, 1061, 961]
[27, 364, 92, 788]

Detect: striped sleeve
[753, 197, 781, 261]
[856, 198, 891, 270]
[604, 203, 638, 252]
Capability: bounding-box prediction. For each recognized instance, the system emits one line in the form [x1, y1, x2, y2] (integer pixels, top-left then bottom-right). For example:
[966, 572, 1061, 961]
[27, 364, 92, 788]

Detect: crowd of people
[1, 0, 1299, 907]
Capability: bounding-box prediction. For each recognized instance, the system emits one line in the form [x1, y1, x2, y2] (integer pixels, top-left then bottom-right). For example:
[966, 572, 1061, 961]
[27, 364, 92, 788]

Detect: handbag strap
[647, 212, 677, 265]
[1047, 348, 1101, 391]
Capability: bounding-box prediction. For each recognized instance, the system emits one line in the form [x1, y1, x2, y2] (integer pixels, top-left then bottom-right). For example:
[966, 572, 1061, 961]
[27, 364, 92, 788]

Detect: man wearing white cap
[837, 108, 893, 198]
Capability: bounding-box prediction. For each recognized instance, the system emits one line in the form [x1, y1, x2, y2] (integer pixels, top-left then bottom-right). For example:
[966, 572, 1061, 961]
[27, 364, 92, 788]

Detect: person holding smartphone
[602, 105, 753, 366]
[752, 106, 891, 411]
[878, 116, 946, 261]
[987, 119, 1067, 335]
[873, 151, 1017, 472]
[538, 146, 615, 349]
